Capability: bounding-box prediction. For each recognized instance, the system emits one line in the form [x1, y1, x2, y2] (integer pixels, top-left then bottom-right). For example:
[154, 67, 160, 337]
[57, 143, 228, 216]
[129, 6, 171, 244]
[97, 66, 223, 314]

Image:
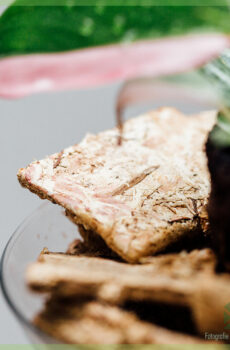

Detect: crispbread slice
[26, 248, 215, 305]
[34, 298, 207, 344]
[18, 107, 216, 262]
[191, 274, 230, 335]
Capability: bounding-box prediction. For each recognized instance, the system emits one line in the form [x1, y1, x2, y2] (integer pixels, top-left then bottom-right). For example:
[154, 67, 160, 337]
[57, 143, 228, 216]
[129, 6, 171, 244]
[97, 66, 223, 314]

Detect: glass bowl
[0, 202, 80, 344]
[0, 76, 220, 345]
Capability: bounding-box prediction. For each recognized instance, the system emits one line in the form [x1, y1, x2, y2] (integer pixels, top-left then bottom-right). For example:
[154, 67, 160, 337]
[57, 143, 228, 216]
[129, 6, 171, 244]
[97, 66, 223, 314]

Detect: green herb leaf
[0, 3, 230, 56]
[203, 50, 230, 148]
[210, 111, 230, 148]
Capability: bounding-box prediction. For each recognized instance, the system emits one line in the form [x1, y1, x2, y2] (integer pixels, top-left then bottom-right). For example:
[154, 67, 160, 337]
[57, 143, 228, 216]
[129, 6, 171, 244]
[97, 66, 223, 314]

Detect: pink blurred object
[0, 33, 229, 98]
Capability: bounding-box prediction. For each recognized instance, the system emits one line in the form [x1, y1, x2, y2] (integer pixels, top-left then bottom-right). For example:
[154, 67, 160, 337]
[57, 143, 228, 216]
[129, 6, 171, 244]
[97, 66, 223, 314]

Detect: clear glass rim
[0, 202, 58, 343]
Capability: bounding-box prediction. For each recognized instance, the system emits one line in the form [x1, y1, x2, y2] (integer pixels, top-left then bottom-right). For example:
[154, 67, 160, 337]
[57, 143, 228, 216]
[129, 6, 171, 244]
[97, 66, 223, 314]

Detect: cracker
[191, 274, 230, 335]
[18, 108, 216, 262]
[26, 248, 215, 305]
[34, 298, 206, 344]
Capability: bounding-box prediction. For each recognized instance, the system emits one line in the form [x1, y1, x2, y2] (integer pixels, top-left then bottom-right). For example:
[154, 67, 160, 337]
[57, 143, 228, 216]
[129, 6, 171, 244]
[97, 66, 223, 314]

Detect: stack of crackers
[18, 108, 230, 344]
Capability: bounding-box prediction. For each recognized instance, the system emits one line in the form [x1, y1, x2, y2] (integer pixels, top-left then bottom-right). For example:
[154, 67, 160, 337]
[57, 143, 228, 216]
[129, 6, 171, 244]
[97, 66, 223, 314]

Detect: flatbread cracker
[191, 274, 230, 335]
[18, 108, 216, 262]
[27, 248, 215, 305]
[34, 298, 207, 344]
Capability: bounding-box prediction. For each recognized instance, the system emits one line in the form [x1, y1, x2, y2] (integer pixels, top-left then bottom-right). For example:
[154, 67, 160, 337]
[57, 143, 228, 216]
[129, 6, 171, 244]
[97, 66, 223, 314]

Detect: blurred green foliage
[0, 3, 230, 56]
[203, 51, 230, 147]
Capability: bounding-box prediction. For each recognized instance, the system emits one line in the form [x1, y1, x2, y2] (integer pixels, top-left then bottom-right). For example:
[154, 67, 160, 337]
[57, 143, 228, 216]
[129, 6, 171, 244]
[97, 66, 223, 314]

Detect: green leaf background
[202, 51, 230, 148]
[0, 2, 230, 56]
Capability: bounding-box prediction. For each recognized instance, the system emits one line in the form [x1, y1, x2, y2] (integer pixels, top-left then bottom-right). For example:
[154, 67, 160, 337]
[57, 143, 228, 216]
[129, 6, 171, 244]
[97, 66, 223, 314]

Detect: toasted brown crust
[191, 274, 230, 335]
[34, 298, 207, 344]
[66, 211, 120, 259]
[66, 236, 120, 260]
[27, 248, 216, 306]
[18, 108, 216, 262]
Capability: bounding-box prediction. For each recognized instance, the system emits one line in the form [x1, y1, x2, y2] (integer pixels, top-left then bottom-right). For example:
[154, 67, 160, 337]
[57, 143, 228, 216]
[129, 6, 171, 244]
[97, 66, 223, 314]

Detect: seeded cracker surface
[18, 108, 216, 262]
